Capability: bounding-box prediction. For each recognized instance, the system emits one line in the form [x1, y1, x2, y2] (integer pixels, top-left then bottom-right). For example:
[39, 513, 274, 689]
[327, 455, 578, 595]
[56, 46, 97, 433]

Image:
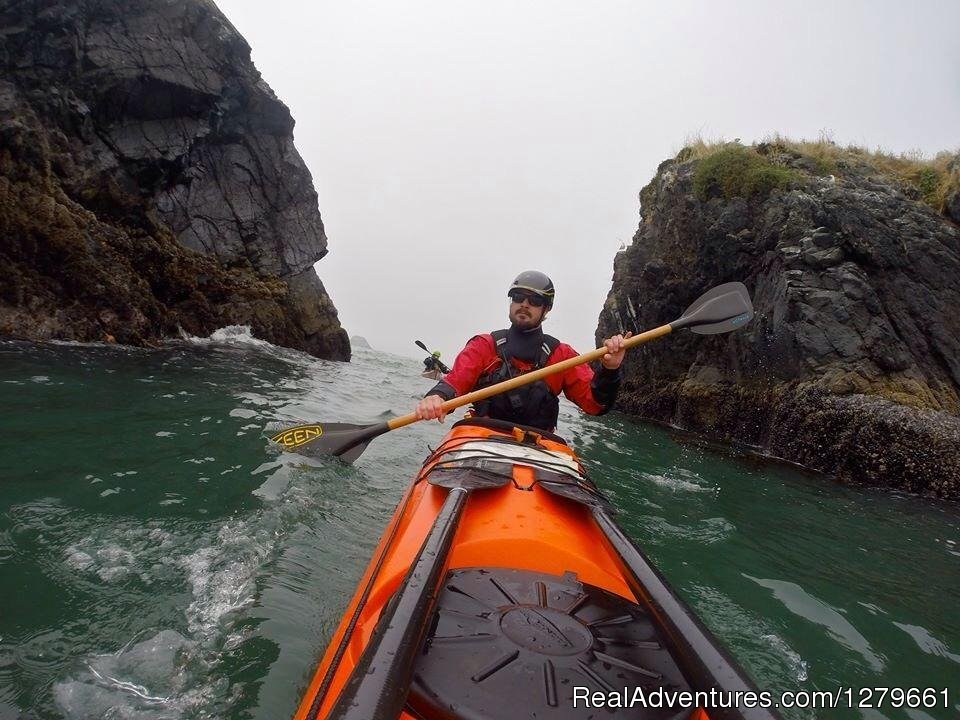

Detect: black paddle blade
[268, 422, 387, 462]
[414, 340, 430, 353]
[670, 282, 754, 334]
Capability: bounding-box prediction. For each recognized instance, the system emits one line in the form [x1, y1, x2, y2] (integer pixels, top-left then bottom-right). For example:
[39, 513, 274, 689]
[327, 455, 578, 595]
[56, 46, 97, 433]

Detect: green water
[1, 332, 958, 720]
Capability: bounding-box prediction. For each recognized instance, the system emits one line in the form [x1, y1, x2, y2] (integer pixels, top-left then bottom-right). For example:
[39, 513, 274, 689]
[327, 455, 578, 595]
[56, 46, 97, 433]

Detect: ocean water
[1, 330, 958, 720]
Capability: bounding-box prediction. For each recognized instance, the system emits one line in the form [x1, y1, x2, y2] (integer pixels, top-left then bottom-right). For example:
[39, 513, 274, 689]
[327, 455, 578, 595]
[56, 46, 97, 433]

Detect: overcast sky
[214, 0, 959, 359]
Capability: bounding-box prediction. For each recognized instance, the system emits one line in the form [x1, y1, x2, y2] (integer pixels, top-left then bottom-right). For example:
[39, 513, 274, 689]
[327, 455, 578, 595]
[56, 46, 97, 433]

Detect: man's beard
[509, 307, 542, 331]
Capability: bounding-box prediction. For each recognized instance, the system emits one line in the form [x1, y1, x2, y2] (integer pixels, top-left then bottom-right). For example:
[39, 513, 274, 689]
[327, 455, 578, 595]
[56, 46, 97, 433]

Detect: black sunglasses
[508, 290, 546, 307]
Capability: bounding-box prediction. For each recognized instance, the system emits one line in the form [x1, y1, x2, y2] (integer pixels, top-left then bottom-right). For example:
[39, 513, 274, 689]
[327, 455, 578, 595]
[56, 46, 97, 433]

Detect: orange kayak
[294, 418, 778, 720]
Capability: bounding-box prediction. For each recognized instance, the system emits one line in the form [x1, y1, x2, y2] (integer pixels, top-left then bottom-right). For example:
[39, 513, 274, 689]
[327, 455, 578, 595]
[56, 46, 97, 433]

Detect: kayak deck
[410, 565, 693, 719]
[293, 419, 770, 720]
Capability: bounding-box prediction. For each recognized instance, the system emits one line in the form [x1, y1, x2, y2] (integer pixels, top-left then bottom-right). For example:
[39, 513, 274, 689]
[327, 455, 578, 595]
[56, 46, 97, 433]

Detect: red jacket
[434, 333, 609, 415]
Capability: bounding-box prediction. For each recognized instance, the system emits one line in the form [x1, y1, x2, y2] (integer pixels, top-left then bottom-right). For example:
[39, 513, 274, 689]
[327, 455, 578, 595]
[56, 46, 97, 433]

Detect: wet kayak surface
[1, 332, 958, 719]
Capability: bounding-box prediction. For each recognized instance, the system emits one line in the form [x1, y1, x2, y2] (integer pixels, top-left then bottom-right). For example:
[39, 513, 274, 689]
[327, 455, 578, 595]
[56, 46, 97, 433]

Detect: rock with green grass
[597, 140, 960, 498]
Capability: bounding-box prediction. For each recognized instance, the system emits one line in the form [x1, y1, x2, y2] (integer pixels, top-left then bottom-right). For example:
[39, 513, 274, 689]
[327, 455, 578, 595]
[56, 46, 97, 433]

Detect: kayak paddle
[270, 281, 753, 462]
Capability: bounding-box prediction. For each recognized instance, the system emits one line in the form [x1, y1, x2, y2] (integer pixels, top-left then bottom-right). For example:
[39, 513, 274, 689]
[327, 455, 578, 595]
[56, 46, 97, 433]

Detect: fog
[214, 0, 960, 359]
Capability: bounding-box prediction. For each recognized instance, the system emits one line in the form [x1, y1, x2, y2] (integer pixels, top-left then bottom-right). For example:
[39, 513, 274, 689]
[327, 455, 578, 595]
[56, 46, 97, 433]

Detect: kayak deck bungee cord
[292, 417, 780, 720]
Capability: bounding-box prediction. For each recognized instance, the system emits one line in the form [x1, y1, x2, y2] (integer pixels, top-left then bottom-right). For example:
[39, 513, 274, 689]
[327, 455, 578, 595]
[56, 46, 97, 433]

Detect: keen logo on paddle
[272, 425, 323, 448]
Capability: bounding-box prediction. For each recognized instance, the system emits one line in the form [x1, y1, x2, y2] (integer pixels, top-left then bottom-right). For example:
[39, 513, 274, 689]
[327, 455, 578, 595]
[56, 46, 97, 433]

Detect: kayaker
[414, 270, 630, 432]
[422, 350, 450, 374]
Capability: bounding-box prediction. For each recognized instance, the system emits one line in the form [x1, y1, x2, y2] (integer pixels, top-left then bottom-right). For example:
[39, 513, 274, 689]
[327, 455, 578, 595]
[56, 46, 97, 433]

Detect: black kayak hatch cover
[408, 567, 692, 719]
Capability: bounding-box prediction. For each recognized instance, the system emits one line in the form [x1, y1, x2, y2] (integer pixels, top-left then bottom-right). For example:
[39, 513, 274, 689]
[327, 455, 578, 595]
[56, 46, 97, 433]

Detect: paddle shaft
[387, 323, 673, 431]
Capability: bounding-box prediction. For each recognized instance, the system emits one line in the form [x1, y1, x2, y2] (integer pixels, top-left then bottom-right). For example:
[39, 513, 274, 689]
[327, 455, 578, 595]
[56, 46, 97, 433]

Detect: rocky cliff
[0, 0, 349, 359]
[598, 142, 960, 498]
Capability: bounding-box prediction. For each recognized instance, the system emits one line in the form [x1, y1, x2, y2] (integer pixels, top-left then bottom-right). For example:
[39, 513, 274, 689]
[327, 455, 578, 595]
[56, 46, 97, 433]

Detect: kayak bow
[293, 418, 780, 720]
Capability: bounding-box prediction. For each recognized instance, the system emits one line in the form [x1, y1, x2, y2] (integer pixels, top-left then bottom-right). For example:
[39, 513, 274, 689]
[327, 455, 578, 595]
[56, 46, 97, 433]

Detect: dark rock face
[598, 154, 960, 498]
[0, 0, 349, 359]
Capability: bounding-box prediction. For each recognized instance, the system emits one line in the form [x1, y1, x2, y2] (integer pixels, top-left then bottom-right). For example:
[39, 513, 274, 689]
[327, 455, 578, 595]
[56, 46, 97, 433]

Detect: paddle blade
[268, 421, 387, 462]
[671, 282, 754, 334]
[339, 438, 374, 464]
[414, 340, 429, 353]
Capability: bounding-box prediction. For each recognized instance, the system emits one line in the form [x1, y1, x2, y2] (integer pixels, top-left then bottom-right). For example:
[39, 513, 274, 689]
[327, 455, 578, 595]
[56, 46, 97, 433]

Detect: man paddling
[422, 350, 450, 375]
[415, 270, 630, 432]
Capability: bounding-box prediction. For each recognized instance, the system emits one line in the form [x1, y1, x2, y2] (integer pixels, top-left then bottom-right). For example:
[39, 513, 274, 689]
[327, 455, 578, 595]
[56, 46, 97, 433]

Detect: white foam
[53, 630, 206, 719]
[761, 633, 809, 682]
[64, 547, 94, 571]
[643, 472, 716, 493]
[180, 324, 274, 348]
[65, 529, 177, 587]
[180, 521, 272, 638]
